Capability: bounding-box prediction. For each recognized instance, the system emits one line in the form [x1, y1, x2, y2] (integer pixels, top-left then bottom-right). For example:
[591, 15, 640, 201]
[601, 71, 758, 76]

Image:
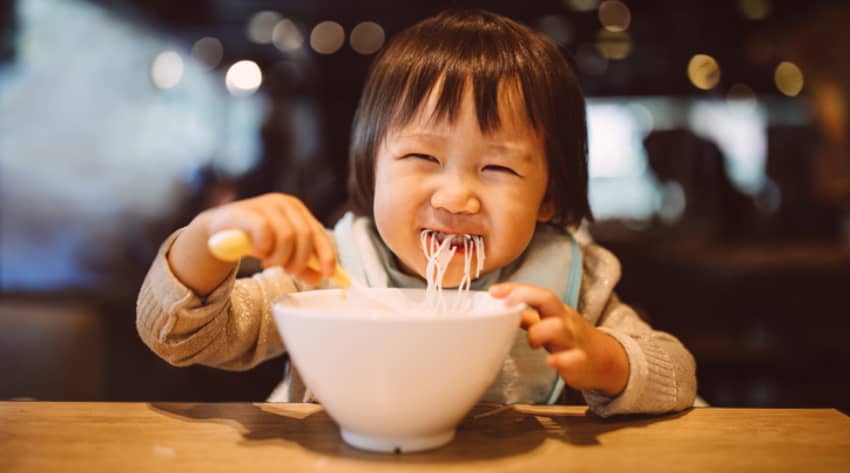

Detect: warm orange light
[563, 0, 599, 12]
[774, 61, 804, 97]
[599, 0, 631, 32]
[738, 0, 771, 20]
[687, 54, 721, 90]
[350, 22, 385, 55]
[310, 21, 345, 55]
[595, 29, 631, 60]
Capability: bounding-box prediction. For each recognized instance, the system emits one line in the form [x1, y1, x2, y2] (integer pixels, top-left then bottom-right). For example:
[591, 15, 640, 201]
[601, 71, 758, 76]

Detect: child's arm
[136, 193, 336, 370]
[169, 193, 337, 296]
[489, 243, 697, 417]
[583, 292, 697, 416]
[488, 283, 630, 397]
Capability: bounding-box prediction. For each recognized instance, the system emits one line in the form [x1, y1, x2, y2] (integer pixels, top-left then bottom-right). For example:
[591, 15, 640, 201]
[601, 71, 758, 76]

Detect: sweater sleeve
[135, 229, 298, 371]
[577, 243, 698, 417]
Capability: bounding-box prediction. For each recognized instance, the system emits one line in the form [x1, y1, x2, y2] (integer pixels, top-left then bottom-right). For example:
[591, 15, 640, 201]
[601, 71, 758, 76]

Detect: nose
[430, 173, 481, 214]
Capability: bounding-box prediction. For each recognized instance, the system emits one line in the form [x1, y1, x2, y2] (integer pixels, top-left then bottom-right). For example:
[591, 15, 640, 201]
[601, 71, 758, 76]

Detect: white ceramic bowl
[272, 288, 522, 453]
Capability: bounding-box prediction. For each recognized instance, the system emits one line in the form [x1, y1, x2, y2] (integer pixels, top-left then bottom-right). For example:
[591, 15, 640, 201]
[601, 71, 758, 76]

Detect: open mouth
[419, 229, 487, 283]
[421, 229, 484, 253]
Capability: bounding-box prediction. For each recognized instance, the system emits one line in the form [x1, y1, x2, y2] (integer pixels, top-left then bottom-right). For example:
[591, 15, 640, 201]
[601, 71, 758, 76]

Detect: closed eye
[483, 164, 520, 176]
[405, 153, 440, 164]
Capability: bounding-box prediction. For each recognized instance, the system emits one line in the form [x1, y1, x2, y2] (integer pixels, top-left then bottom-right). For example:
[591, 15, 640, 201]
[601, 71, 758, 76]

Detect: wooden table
[2, 402, 849, 472]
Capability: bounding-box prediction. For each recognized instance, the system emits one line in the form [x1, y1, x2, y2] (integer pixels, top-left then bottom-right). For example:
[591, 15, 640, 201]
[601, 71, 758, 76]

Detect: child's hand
[203, 193, 336, 281]
[170, 193, 336, 295]
[489, 283, 629, 397]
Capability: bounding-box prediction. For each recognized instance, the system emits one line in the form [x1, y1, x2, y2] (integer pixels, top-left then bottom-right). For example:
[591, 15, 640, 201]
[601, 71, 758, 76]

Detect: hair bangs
[386, 20, 542, 136]
[348, 9, 591, 227]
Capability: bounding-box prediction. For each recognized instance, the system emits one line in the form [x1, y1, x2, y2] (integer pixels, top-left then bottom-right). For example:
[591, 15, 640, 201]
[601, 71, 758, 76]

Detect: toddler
[137, 9, 696, 417]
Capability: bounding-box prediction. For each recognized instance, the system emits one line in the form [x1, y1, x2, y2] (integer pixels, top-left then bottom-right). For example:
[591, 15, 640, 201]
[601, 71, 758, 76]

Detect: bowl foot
[340, 428, 455, 453]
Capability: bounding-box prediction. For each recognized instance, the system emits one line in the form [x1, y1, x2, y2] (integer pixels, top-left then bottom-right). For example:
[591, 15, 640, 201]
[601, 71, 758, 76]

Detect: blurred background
[1, 0, 848, 413]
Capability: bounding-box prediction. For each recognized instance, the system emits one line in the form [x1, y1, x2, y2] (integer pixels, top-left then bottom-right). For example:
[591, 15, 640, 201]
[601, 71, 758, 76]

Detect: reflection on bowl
[272, 288, 522, 453]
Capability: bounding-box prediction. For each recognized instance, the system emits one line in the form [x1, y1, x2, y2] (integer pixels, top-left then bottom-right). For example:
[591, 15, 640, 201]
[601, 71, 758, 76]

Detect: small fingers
[547, 348, 588, 371]
[527, 317, 574, 351]
[294, 268, 324, 287]
[206, 206, 275, 259]
[546, 349, 593, 390]
[258, 206, 295, 268]
[204, 193, 335, 280]
[489, 283, 571, 320]
[520, 308, 541, 330]
[303, 208, 336, 277]
[276, 199, 314, 274]
[285, 196, 337, 276]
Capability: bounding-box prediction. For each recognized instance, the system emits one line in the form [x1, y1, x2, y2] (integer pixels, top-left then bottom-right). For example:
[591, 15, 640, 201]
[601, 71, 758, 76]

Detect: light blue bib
[334, 212, 582, 405]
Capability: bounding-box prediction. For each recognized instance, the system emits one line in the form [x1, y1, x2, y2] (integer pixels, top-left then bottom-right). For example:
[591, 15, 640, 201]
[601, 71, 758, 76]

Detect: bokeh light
[350, 21, 385, 55]
[310, 21, 345, 55]
[272, 19, 304, 52]
[225, 60, 263, 96]
[247, 11, 281, 44]
[774, 61, 804, 96]
[191, 37, 223, 70]
[151, 51, 183, 89]
[738, 0, 771, 20]
[687, 54, 721, 90]
[595, 29, 632, 60]
[563, 0, 599, 12]
[599, 0, 631, 32]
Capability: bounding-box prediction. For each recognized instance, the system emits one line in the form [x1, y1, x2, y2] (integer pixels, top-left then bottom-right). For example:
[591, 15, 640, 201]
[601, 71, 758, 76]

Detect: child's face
[373, 84, 553, 287]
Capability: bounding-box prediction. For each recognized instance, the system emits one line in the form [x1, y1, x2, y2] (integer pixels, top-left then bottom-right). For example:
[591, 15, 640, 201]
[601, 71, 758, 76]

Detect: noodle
[419, 230, 485, 314]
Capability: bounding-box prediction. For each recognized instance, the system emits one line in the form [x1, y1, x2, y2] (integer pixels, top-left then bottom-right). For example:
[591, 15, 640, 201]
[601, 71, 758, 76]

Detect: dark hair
[347, 9, 592, 227]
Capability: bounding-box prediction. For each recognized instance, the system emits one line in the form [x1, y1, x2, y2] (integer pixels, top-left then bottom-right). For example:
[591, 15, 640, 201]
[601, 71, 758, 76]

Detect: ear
[536, 197, 555, 223]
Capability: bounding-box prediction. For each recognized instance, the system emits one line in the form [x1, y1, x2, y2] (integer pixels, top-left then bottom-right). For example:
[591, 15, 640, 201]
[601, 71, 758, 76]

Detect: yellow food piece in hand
[306, 256, 352, 289]
[207, 229, 253, 262]
[207, 229, 352, 289]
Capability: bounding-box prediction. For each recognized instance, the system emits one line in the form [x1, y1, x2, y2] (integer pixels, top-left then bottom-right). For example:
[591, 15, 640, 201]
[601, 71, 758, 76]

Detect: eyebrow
[485, 142, 532, 161]
[396, 131, 532, 162]
[396, 131, 447, 141]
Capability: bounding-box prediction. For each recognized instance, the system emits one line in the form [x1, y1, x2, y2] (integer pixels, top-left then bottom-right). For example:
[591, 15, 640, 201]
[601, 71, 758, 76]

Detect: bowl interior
[274, 288, 519, 320]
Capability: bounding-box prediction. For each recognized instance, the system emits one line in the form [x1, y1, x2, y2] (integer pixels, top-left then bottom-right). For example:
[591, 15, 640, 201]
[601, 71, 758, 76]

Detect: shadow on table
[148, 402, 688, 462]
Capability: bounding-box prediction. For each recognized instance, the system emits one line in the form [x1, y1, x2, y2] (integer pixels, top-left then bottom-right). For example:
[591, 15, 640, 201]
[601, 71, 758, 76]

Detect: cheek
[372, 181, 397, 237]
[373, 158, 429, 215]
[372, 162, 421, 250]
[485, 187, 544, 258]
[494, 213, 536, 253]
[372, 158, 396, 218]
[489, 184, 546, 222]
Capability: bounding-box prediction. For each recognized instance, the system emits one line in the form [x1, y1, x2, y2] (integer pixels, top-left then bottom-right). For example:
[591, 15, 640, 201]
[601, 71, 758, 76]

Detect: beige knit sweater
[137, 220, 697, 417]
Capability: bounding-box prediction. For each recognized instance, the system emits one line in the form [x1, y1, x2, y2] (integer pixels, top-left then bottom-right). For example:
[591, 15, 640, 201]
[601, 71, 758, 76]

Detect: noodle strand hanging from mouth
[419, 230, 486, 314]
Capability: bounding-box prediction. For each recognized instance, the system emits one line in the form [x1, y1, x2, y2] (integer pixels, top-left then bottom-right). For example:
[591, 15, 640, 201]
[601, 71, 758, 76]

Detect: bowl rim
[272, 288, 525, 322]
